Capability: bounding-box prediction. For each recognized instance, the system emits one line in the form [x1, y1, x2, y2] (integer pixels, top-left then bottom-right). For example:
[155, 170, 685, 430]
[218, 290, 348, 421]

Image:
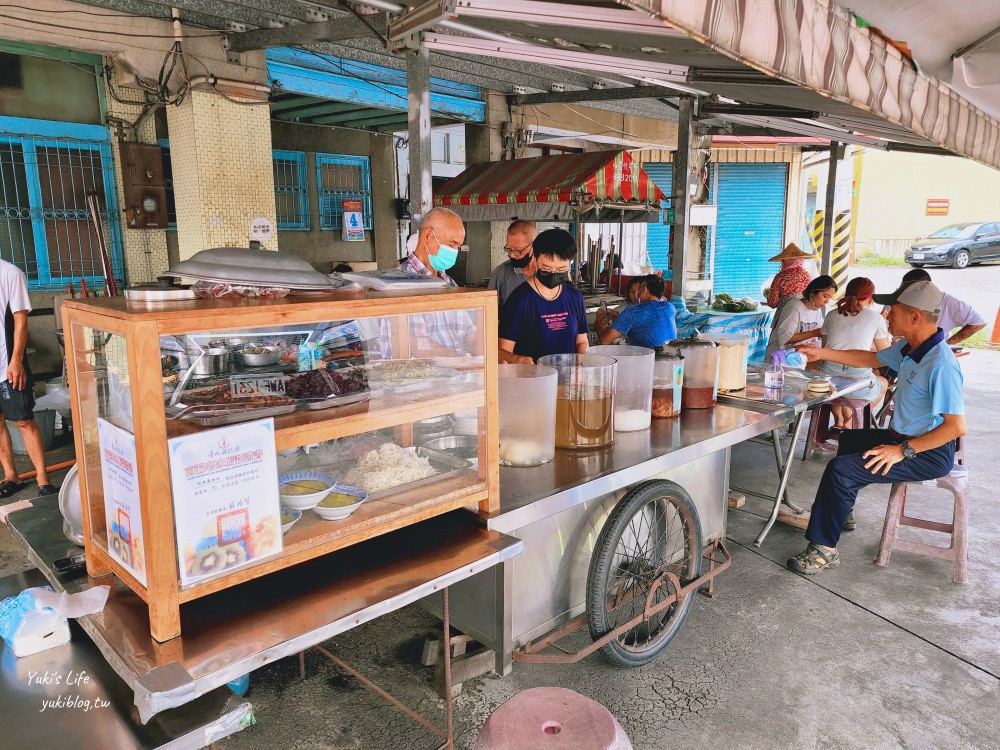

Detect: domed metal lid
[665, 332, 718, 349]
[165, 247, 334, 290]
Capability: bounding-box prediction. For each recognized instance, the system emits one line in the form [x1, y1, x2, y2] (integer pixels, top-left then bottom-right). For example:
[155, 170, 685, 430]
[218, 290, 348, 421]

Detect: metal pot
[421, 435, 478, 461]
[414, 415, 453, 442]
[190, 347, 231, 376]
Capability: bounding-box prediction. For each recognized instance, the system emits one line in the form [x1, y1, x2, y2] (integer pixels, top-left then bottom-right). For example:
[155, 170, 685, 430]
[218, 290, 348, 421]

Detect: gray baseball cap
[872, 280, 943, 313]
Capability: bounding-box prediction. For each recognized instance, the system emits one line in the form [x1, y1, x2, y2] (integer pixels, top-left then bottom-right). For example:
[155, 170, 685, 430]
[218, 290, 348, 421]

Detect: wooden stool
[475, 687, 633, 750]
[802, 399, 873, 461]
[875, 464, 969, 584]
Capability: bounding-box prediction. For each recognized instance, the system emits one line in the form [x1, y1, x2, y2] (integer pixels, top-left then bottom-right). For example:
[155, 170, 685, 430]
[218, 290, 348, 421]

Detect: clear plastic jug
[589, 345, 654, 431]
[652, 351, 684, 418]
[498, 364, 558, 467]
[539, 353, 616, 449]
[665, 334, 719, 409]
[707, 333, 749, 392]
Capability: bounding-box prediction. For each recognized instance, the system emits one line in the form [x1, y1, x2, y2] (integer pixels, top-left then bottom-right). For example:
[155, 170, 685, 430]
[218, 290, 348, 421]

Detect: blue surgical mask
[429, 229, 459, 272]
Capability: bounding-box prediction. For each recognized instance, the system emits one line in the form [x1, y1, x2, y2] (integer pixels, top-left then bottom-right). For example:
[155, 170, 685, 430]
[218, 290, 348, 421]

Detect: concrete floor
[1, 351, 998, 749]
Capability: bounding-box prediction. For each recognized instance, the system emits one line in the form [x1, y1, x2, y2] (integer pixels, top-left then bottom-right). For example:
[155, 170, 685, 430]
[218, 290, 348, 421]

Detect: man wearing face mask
[488, 220, 538, 308]
[498, 228, 589, 362]
[396, 207, 477, 356]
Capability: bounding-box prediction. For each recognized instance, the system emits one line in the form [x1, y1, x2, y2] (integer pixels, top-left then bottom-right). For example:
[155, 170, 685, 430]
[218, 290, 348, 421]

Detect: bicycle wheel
[586, 480, 703, 667]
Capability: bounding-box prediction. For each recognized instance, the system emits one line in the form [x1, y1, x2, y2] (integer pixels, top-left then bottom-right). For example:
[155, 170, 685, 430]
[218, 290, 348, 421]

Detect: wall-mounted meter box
[119, 141, 168, 229]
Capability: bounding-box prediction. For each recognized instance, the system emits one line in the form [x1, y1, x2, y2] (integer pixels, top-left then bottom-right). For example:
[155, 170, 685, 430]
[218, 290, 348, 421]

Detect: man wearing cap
[765, 243, 815, 311]
[788, 280, 966, 574]
[899, 268, 986, 345]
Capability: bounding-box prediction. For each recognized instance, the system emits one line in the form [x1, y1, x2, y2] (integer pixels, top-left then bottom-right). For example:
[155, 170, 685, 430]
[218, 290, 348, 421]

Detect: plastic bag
[0, 586, 68, 657]
[34, 387, 71, 413]
[191, 281, 290, 300]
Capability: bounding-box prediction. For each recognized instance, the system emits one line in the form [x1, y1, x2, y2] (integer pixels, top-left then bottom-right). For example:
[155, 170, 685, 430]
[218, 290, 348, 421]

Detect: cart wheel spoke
[587, 481, 703, 667]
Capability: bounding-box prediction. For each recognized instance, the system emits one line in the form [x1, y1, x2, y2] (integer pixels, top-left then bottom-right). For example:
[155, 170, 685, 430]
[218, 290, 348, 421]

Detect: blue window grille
[158, 139, 176, 229]
[272, 150, 309, 230]
[315, 154, 372, 231]
[0, 121, 123, 290]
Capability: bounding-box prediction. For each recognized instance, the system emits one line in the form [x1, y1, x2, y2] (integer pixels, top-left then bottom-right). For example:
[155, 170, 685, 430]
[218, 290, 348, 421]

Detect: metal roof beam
[343, 112, 412, 128]
[511, 85, 678, 106]
[228, 16, 386, 52]
[388, 0, 457, 43]
[271, 100, 362, 118]
[309, 107, 399, 125]
[439, 0, 686, 36]
[268, 95, 324, 111]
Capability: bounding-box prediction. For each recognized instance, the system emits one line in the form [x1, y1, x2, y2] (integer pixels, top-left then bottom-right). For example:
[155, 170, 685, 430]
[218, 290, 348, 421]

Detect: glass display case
[62, 288, 499, 641]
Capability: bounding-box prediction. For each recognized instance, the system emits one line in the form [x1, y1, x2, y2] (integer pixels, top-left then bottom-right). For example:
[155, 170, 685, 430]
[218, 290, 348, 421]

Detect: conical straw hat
[769, 242, 814, 262]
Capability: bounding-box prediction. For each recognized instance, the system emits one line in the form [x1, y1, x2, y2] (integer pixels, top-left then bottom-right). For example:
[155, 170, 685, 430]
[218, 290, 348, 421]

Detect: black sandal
[0, 480, 22, 498]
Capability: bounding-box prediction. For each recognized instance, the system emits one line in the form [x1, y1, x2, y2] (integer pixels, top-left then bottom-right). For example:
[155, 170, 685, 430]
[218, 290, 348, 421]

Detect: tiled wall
[166, 89, 278, 258]
[104, 78, 170, 282]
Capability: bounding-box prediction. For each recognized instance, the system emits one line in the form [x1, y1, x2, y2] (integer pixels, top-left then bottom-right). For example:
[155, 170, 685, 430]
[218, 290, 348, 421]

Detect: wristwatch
[901, 440, 917, 459]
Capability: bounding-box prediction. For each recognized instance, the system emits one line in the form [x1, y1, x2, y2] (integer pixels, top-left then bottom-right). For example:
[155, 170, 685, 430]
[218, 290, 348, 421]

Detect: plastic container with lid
[707, 333, 749, 392]
[498, 364, 558, 466]
[589, 345, 655, 431]
[652, 350, 684, 418]
[539, 353, 616, 449]
[664, 333, 719, 410]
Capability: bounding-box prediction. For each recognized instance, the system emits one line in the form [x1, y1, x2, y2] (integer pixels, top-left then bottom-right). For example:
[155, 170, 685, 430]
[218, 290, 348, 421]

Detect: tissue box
[7, 612, 70, 657]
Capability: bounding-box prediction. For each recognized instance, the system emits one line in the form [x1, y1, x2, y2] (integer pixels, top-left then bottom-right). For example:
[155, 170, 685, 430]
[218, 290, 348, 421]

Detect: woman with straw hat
[766, 243, 815, 312]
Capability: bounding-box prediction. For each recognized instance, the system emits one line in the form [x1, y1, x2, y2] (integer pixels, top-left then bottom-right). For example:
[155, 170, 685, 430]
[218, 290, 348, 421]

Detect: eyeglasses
[503, 241, 533, 257]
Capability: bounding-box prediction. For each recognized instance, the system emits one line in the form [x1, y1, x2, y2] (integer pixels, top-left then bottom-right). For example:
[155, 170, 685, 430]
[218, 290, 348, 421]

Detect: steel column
[407, 43, 433, 223]
[670, 96, 693, 299]
[820, 140, 838, 277]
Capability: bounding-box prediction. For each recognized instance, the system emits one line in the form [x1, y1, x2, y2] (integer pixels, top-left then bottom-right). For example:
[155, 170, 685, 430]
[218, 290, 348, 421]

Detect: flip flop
[0, 480, 22, 498]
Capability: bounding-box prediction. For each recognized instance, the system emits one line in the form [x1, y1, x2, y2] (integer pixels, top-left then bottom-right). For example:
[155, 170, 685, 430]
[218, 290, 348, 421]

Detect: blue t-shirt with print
[876, 329, 964, 437]
[499, 282, 588, 362]
[611, 299, 677, 349]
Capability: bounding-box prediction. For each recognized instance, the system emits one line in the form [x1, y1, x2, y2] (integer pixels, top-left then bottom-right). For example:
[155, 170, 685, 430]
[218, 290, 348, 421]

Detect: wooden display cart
[62, 289, 499, 641]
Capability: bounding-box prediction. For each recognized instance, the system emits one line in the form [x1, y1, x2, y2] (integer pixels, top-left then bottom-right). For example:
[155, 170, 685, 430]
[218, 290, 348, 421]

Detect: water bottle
[297, 339, 312, 372]
[764, 353, 785, 389]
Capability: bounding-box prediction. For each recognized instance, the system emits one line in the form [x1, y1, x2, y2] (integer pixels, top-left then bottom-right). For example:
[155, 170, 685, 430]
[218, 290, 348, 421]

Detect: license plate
[229, 373, 286, 398]
[910, 253, 924, 260]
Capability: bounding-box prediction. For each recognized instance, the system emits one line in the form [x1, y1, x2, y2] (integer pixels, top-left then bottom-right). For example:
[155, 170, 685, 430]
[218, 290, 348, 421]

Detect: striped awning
[621, 0, 1000, 170]
[434, 150, 665, 222]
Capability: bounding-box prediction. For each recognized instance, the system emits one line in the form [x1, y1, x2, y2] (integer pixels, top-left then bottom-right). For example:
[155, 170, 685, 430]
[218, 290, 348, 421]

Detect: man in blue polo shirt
[788, 280, 966, 574]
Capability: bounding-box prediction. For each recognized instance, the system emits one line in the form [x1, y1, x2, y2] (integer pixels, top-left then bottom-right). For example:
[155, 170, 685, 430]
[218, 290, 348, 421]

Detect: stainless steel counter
[485, 404, 777, 534]
[717, 368, 868, 414]
[7, 499, 522, 723]
[0, 568, 252, 750]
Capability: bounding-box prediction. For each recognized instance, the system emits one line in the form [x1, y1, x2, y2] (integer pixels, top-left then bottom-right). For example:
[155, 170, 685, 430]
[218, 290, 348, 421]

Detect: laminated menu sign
[168, 418, 282, 585]
[97, 418, 147, 586]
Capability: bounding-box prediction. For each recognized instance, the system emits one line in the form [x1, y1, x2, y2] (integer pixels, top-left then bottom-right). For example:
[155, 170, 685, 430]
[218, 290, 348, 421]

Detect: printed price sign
[229, 373, 286, 398]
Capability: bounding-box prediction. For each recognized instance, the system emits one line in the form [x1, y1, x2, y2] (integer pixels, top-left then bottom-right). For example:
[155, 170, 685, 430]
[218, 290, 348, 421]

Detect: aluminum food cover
[165, 247, 334, 290]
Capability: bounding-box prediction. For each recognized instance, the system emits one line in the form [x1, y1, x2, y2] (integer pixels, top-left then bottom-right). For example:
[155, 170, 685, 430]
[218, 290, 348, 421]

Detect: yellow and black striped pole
[831, 210, 851, 295]
[811, 210, 825, 261]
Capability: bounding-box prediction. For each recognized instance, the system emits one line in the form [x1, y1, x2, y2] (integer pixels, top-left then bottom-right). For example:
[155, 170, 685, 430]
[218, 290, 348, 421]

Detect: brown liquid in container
[651, 387, 680, 418]
[682, 386, 716, 410]
[554, 385, 614, 449]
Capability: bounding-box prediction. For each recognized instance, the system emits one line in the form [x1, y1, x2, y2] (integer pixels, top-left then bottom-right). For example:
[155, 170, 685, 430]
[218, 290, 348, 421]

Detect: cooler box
[6, 410, 55, 454]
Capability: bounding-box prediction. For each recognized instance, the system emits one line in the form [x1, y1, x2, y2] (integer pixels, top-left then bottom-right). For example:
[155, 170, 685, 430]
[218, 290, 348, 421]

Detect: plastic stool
[802, 399, 872, 461]
[475, 687, 633, 750]
[875, 464, 969, 584]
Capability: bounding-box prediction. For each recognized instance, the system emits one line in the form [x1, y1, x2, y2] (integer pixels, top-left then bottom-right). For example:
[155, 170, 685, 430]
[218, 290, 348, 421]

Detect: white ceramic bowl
[278, 471, 336, 510]
[312, 484, 368, 521]
[280, 506, 302, 535]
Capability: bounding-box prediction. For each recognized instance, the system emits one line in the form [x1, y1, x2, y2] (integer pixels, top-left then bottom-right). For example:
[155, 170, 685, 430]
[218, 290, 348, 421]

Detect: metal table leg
[753, 409, 808, 547]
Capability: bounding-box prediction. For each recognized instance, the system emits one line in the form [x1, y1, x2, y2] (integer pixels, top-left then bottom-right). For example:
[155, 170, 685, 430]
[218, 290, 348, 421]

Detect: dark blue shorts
[0, 380, 35, 422]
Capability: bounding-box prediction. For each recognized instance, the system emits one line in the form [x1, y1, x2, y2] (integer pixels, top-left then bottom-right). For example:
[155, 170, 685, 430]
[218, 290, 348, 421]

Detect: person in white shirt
[0, 259, 54, 498]
[819, 277, 891, 430]
[765, 275, 838, 361]
[900, 268, 986, 345]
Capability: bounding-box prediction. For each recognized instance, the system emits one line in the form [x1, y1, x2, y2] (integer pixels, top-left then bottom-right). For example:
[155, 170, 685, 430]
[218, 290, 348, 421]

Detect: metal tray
[301, 389, 371, 411]
[166, 402, 296, 426]
[326, 446, 474, 503]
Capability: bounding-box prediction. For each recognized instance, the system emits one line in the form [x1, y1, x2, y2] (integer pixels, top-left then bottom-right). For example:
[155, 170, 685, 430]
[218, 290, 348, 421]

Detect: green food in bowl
[282, 479, 330, 495]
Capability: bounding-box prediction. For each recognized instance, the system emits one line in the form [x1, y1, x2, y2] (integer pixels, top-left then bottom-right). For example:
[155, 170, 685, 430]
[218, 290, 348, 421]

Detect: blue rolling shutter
[642, 164, 672, 275]
[713, 163, 787, 300]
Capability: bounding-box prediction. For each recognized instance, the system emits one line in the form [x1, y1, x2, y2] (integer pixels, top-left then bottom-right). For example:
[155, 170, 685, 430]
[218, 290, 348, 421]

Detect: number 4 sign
[342, 199, 365, 241]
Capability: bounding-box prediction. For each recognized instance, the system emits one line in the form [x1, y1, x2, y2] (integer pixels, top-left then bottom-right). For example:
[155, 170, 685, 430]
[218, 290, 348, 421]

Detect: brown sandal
[787, 544, 840, 575]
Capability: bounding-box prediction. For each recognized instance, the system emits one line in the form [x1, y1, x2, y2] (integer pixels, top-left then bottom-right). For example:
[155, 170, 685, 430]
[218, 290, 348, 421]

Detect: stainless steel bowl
[421, 435, 478, 461]
[238, 348, 281, 367]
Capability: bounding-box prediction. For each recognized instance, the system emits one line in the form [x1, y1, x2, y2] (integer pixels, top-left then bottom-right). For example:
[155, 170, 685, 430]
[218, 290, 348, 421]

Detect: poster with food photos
[168, 418, 282, 585]
[97, 418, 147, 586]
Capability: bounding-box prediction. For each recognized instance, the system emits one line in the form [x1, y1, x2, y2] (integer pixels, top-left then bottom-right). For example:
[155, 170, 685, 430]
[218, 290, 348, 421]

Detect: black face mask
[535, 270, 567, 289]
[509, 252, 532, 269]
